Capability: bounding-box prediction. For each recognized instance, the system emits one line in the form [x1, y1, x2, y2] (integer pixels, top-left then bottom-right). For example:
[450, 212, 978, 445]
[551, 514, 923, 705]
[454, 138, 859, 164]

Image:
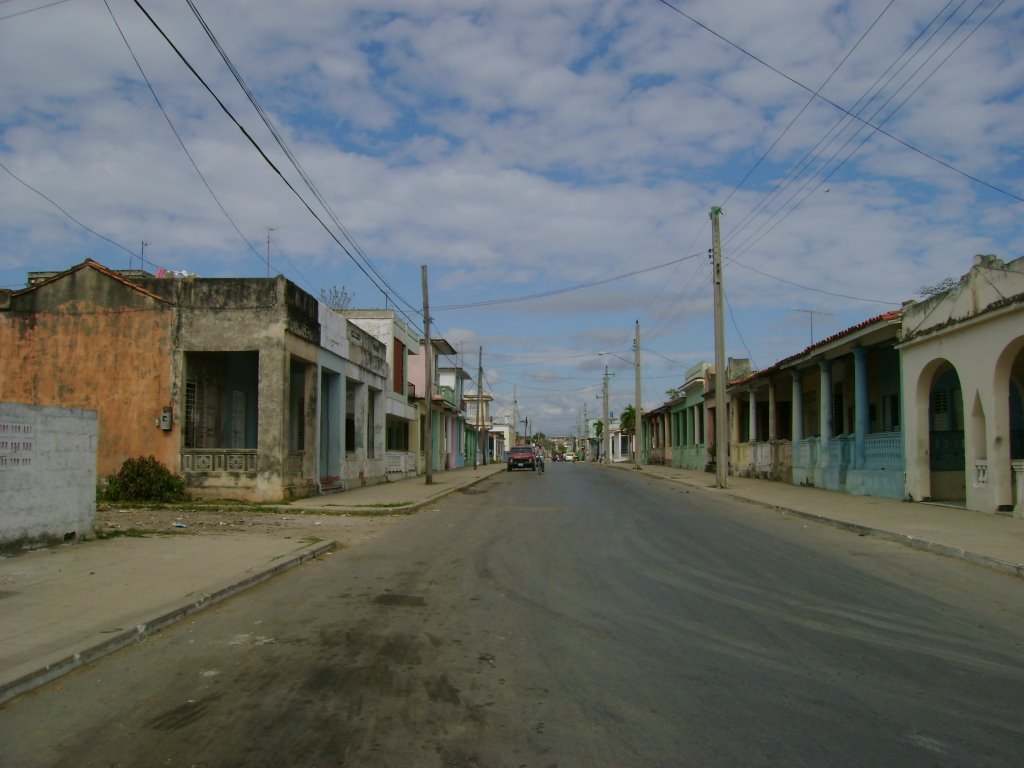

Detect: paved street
[2, 463, 1024, 767]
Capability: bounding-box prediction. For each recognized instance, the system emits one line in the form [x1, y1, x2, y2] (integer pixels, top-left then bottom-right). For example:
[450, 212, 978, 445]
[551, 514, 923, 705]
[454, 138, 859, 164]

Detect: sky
[2, 0, 1023, 437]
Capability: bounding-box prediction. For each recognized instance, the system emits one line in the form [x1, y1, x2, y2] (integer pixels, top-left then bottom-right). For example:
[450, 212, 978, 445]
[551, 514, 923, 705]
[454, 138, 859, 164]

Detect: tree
[914, 277, 958, 298]
[320, 285, 353, 310]
[620, 404, 636, 434]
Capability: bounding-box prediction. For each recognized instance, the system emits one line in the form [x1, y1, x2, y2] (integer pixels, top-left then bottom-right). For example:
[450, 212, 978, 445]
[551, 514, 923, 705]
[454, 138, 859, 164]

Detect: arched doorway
[928, 362, 965, 502]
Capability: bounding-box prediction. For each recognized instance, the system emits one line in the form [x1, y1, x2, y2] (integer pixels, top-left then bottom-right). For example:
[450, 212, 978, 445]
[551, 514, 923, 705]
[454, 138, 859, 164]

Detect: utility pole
[421, 265, 433, 485]
[476, 346, 484, 468]
[266, 227, 276, 278]
[634, 320, 642, 470]
[711, 206, 728, 489]
[603, 365, 611, 465]
[583, 401, 588, 461]
[512, 387, 518, 446]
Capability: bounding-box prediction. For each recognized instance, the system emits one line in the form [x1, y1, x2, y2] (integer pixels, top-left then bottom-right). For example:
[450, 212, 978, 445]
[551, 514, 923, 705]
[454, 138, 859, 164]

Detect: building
[342, 309, 421, 480]
[0, 260, 387, 502]
[898, 254, 1024, 516]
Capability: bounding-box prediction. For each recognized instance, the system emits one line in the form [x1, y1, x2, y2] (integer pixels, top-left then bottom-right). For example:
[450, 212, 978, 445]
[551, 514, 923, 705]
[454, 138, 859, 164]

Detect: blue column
[819, 359, 833, 449]
[791, 369, 803, 442]
[853, 346, 869, 469]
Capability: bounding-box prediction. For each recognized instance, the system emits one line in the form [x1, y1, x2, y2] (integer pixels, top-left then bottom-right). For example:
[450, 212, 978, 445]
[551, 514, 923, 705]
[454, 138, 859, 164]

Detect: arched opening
[1009, 350, 1024, 510]
[928, 363, 965, 502]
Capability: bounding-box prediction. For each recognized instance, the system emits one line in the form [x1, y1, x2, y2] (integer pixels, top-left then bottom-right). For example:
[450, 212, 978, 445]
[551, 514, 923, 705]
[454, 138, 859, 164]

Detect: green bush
[102, 456, 186, 503]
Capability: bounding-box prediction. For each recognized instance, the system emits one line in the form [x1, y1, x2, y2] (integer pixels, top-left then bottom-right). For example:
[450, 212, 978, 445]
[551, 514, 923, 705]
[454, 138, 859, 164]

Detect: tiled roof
[12, 259, 174, 305]
[731, 310, 902, 386]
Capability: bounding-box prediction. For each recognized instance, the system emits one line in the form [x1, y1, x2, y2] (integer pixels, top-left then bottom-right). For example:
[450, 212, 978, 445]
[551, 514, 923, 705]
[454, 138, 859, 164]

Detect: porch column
[768, 379, 777, 440]
[819, 359, 833, 448]
[748, 387, 757, 443]
[853, 346, 869, 468]
[791, 369, 803, 442]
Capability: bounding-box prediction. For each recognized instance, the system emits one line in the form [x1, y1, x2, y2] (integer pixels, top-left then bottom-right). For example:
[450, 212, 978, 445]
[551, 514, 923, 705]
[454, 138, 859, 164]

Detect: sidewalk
[0, 463, 505, 706]
[607, 462, 1024, 578]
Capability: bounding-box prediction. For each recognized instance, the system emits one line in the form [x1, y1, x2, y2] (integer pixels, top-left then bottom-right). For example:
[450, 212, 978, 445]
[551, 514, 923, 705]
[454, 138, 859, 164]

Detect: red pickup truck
[507, 445, 537, 471]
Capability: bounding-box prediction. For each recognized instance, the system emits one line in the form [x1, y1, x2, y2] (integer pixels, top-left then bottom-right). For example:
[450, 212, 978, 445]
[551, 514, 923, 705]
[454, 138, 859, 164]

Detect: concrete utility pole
[512, 387, 518, 446]
[710, 206, 728, 489]
[422, 265, 433, 485]
[583, 401, 588, 460]
[603, 365, 611, 465]
[634, 321, 642, 470]
[476, 346, 484, 468]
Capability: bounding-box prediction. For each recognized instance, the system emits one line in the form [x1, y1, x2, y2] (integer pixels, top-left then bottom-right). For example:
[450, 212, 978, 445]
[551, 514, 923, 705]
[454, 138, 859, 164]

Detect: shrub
[103, 456, 186, 503]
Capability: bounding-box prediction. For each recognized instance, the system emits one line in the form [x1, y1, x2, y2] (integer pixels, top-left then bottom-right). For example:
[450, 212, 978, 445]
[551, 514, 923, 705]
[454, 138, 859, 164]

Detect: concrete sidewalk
[0, 463, 505, 706]
[608, 462, 1024, 578]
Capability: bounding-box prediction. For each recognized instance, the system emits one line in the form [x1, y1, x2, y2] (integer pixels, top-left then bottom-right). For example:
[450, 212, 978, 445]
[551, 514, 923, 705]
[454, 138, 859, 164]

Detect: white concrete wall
[1, 402, 97, 547]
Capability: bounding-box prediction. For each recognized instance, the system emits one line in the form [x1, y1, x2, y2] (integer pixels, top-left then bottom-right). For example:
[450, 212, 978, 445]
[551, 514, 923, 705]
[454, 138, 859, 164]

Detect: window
[183, 351, 258, 449]
[393, 340, 405, 395]
[881, 394, 900, 432]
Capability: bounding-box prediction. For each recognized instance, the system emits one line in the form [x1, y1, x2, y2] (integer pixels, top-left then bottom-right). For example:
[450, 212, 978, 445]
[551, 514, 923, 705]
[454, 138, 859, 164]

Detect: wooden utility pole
[634, 320, 642, 470]
[476, 346, 484, 468]
[710, 207, 728, 489]
[422, 265, 433, 485]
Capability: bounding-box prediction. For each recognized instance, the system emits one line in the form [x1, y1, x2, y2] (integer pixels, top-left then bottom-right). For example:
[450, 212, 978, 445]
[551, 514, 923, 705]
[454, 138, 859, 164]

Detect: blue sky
[2, 0, 1023, 436]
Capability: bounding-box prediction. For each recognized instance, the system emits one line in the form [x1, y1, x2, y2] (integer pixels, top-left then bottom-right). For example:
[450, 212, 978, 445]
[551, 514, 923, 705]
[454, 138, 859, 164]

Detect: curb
[292, 467, 505, 516]
[0, 540, 336, 707]
[614, 464, 1024, 580]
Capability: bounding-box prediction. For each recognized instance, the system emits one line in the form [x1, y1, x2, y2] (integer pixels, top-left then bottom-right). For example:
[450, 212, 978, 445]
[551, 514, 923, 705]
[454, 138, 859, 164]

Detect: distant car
[507, 445, 537, 472]
[564, 452, 575, 462]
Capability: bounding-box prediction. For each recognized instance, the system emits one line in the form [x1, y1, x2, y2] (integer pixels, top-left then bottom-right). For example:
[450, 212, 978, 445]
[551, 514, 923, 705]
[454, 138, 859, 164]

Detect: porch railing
[795, 437, 819, 467]
[181, 449, 258, 474]
[864, 432, 903, 469]
[385, 450, 417, 477]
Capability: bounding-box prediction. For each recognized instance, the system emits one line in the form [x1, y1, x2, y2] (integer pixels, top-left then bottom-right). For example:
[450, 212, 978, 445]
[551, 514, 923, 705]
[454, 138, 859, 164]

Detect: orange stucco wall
[0, 293, 176, 478]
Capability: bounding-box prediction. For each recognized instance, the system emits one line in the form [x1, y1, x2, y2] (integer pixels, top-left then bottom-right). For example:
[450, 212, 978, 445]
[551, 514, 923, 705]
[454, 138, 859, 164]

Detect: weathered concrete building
[899, 254, 1024, 516]
[0, 260, 387, 502]
[341, 309, 420, 480]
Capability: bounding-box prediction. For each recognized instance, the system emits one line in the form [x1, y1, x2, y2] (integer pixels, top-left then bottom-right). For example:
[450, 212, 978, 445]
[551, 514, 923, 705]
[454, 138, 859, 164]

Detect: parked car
[564, 452, 575, 462]
[507, 445, 537, 472]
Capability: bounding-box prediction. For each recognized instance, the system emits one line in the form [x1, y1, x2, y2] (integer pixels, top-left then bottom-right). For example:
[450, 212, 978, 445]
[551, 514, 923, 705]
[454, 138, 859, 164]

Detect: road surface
[2, 463, 1023, 766]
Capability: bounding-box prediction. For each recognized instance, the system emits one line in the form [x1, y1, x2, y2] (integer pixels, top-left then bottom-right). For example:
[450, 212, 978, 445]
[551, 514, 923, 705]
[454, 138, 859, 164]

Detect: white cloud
[1, 0, 1021, 434]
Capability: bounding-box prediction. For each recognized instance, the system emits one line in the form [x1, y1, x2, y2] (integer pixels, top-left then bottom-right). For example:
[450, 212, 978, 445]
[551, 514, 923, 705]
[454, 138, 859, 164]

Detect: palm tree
[620, 404, 637, 463]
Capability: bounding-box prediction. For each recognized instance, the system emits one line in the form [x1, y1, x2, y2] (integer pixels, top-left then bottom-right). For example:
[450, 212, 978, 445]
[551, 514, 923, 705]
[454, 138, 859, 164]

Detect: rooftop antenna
[792, 309, 834, 345]
[265, 227, 276, 278]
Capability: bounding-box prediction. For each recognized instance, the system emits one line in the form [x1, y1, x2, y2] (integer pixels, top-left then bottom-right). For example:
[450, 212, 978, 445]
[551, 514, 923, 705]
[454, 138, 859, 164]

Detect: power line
[131, 0, 425, 335]
[432, 252, 703, 311]
[102, 0, 274, 278]
[0, 159, 137, 260]
[727, 0, 1004, 264]
[182, 0, 421, 320]
[655, 0, 1022, 204]
[0, 0, 72, 22]
[721, 0, 897, 207]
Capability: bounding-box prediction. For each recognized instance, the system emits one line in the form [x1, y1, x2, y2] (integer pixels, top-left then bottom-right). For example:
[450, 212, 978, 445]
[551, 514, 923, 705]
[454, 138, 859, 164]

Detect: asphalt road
[2, 463, 1024, 767]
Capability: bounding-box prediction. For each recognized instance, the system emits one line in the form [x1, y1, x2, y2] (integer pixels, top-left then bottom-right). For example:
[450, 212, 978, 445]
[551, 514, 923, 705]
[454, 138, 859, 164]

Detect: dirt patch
[94, 504, 402, 548]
